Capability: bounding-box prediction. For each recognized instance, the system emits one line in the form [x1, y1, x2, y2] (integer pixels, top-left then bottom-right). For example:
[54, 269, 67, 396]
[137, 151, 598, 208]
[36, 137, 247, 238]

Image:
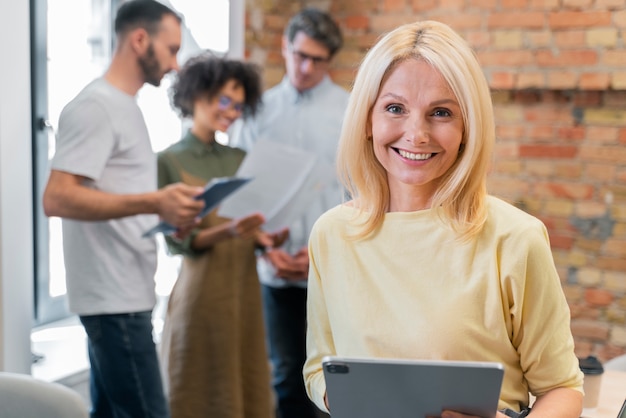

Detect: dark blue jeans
[79, 311, 169, 418]
[262, 285, 325, 418]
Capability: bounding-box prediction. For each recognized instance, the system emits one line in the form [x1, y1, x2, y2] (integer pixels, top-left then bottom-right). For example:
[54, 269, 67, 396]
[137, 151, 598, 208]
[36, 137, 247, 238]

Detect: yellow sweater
[304, 195, 583, 412]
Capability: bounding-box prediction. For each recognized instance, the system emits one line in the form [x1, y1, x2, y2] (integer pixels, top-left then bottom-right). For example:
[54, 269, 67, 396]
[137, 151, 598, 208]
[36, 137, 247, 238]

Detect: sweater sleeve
[503, 218, 584, 396]
[303, 220, 336, 413]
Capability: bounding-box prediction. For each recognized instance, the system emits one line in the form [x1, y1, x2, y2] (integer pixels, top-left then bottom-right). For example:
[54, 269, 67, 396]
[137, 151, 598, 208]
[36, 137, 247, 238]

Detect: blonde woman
[303, 20, 583, 418]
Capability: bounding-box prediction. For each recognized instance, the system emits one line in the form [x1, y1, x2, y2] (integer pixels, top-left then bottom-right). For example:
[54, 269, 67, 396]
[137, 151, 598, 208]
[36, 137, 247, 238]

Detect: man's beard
[138, 43, 162, 87]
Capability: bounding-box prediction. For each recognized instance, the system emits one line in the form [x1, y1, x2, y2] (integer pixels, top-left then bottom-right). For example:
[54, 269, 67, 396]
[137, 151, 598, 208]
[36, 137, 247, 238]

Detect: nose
[299, 58, 315, 74]
[405, 114, 430, 144]
[171, 57, 180, 72]
[225, 107, 242, 118]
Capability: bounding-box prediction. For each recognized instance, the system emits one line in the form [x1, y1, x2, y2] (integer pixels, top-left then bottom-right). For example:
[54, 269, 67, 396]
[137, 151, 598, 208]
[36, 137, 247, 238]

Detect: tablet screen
[322, 356, 504, 418]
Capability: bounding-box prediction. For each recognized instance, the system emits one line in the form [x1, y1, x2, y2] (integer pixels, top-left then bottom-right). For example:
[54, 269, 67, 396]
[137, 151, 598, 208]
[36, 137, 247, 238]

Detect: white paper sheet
[218, 139, 333, 232]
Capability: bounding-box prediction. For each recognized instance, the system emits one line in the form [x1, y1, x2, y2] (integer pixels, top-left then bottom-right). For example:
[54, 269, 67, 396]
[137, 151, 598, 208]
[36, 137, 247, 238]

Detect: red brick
[382, 0, 408, 12]
[465, 0, 498, 8]
[536, 50, 599, 66]
[263, 14, 288, 31]
[370, 14, 416, 32]
[512, 91, 542, 104]
[411, 0, 439, 12]
[524, 107, 572, 123]
[330, 0, 378, 13]
[585, 163, 616, 181]
[605, 91, 626, 106]
[557, 126, 587, 141]
[438, 0, 467, 10]
[597, 256, 626, 271]
[529, 124, 556, 140]
[547, 71, 578, 89]
[516, 72, 545, 89]
[562, 0, 594, 10]
[586, 126, 619, 143]
[598, 345, 626, 363]
[573, 339, 593, 358]
[465, 30, 491, 48]
[580, 73, 611, 90]
[429, 14, 483, 30]
[344, 33, 381, 49]
[526, 30, 552, 47]
[490, 72, 515, 89]
[614, 10, 626, 28]
[538, 182, 595, 199]
[571, 318, 611, 339]
[519, 144, 578, 158]
[554, 162, 583, 179]
[487, 12, 546, 28]
[585, 288, 614, 306]
[344, 15, 370, 30]
[502, 0, 529, 8]
[550, 234, 576, 249]
[528, 0, 559, 9]
[602, 51, 626, 66]
[595, 0, 625, 8]
[477, 50, 535, 66]
[572, 91, 602, 106]
[606, 239, 626, 257]
[579, 146, 626, 164]
[525, 160, 555, 177]
[554, 30, 586, 48]
[619, 128, 626, 144]
[548, 11, 612, 29]
[495, 125, 527, 139]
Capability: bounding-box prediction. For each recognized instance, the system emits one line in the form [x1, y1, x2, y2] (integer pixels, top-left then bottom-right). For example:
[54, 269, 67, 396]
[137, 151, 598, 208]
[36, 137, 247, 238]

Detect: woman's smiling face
[194, 78, 245, 135]
[370, 58, 465, 208]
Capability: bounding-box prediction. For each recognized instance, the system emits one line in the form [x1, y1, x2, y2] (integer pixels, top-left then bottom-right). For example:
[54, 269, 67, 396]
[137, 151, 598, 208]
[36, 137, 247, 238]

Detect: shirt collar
[181, 130, 219, 157]
[280, 75, 333, 104]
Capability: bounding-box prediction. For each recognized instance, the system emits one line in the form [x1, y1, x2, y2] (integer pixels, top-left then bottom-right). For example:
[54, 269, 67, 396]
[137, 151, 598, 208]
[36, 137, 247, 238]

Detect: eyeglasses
[217, 95, 245, 113]
[288, 45, 331, 67]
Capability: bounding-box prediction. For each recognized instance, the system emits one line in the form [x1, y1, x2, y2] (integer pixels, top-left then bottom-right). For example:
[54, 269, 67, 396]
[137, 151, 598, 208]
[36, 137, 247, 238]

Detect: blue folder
[142, 176, 252, 237]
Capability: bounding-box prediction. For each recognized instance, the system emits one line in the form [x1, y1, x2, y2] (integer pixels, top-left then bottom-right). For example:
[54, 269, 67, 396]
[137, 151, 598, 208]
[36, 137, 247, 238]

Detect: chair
[604, 354, 626, 372]
[0, 371, 89, 418]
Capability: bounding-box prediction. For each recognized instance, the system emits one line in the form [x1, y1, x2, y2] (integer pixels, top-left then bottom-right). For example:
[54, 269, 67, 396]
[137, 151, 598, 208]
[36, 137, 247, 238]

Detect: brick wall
[244, 0, 626, 362]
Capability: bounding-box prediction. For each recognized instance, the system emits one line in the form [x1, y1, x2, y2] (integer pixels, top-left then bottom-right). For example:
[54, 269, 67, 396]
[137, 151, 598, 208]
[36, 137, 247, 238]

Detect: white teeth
[398, 149, 432, 160]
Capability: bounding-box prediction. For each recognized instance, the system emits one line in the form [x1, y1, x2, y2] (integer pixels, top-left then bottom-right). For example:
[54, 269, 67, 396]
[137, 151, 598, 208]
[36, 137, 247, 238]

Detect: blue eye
[386, 104, 403, 114]
[433, 108, 451, 117]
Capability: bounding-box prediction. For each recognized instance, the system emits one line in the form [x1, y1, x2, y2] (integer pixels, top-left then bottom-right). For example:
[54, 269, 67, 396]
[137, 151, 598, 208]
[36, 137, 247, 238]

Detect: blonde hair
[337, 20, 494, 241]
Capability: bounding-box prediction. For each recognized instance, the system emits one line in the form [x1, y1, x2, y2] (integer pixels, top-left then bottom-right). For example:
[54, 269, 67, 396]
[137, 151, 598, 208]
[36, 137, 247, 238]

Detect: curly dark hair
[171, 52, 263, 118]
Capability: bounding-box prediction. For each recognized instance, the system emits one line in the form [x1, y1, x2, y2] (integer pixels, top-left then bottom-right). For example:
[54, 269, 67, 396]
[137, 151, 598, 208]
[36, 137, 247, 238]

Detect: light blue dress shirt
[229, 75, 349, 288]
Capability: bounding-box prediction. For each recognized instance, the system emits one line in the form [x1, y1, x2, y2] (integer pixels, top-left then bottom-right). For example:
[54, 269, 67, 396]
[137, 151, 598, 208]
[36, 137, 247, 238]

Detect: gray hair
[284, 8, 343, 57]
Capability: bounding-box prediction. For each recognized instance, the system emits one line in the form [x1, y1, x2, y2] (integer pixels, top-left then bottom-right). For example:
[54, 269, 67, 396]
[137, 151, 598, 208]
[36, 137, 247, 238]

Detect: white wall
[0, 0, 243, 374]
[0, 1, 35, 373]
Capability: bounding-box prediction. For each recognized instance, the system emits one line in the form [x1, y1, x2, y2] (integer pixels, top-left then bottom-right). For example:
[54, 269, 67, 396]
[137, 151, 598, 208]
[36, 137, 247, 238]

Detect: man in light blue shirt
[229, 8, 348, 418]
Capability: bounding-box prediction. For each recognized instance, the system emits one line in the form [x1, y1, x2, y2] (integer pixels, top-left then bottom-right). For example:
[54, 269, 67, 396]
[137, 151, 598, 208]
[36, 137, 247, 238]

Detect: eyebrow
[379, 92, 459, 107]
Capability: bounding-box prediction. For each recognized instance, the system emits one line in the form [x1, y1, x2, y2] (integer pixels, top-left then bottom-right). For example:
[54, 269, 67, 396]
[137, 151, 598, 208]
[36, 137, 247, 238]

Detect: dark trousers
[262, 285, 327, 418]
[80, 311, 169, 418]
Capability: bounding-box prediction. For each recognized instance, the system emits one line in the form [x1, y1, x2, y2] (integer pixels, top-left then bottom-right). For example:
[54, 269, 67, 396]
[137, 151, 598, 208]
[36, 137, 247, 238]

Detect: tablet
[618, 399, 626, 418]
[322, 356, 504, 418]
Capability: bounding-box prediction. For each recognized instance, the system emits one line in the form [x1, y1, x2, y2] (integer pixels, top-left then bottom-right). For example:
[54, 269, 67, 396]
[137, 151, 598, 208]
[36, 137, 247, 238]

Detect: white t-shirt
[51, 78, 159, 315]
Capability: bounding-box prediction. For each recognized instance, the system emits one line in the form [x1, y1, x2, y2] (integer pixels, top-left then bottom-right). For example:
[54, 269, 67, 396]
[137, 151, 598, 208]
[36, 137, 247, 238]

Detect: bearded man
[42, 1, 204, 417]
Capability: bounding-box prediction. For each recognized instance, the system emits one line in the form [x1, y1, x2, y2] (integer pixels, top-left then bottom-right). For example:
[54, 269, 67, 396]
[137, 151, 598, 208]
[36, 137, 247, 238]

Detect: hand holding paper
[143, 177, 252, 237]
[218, 139, 334, 232]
